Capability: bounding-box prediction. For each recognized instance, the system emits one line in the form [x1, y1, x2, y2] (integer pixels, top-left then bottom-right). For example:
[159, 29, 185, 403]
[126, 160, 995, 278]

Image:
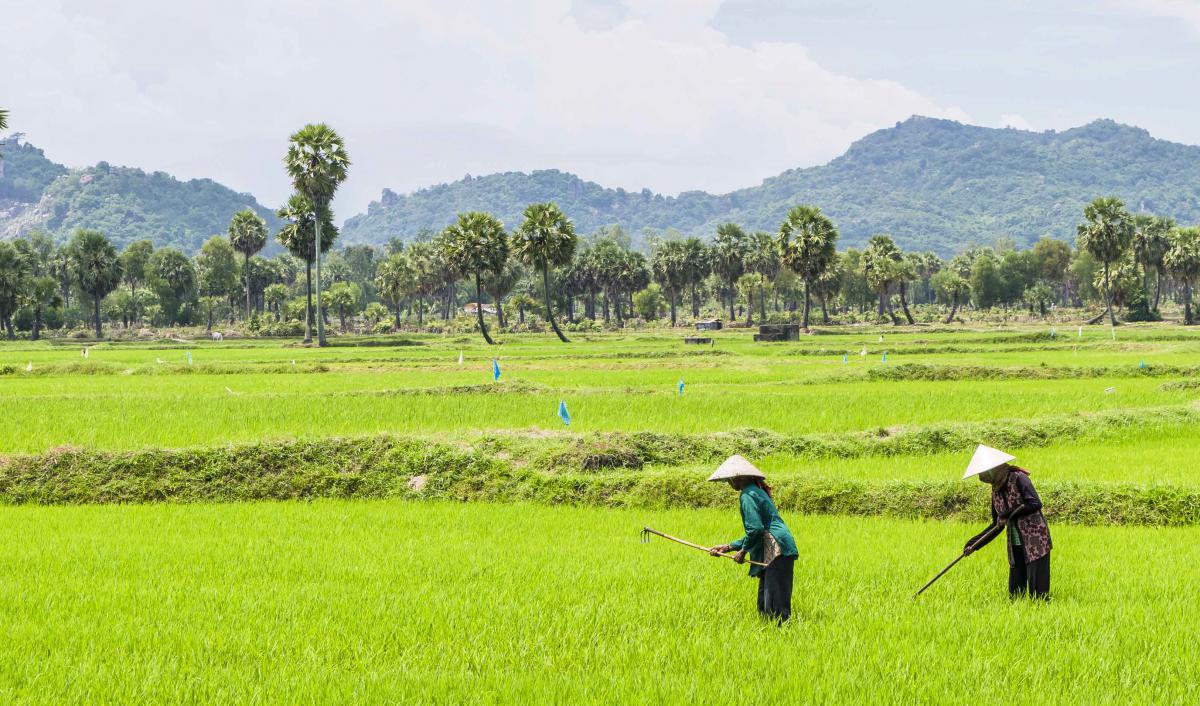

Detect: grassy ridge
[4, 406, 1200, 524]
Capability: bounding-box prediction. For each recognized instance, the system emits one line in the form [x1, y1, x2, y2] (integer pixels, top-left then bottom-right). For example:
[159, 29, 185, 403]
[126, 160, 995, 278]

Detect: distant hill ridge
[4, 116, 1200, 256]
[342, 116, 1200, 255]
[0, 134, 279, 253]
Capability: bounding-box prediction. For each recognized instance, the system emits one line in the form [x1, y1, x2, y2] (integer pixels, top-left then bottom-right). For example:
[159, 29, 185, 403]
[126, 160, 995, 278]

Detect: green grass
[0, 500, 1197, 704]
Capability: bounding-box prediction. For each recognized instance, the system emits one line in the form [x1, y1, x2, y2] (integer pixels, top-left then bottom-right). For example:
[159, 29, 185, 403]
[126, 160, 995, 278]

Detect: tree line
[2, 120, 1198, 341]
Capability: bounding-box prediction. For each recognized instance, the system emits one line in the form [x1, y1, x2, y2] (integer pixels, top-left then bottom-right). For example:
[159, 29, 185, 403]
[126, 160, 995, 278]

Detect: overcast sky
[3, 0, 1199, 220]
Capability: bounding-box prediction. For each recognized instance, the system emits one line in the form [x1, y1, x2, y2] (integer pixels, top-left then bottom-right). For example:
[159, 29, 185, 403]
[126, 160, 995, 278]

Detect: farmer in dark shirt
[962, 445, 1052, 599]
[706, 455, 799, 623]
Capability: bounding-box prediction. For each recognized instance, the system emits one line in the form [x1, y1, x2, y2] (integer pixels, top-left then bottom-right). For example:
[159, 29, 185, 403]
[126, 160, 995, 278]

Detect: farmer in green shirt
[707, 455, 799, 623]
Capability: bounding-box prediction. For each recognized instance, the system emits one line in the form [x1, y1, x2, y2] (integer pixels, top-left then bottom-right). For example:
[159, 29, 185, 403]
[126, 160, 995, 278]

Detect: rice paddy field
[1, 324, 1199, 703]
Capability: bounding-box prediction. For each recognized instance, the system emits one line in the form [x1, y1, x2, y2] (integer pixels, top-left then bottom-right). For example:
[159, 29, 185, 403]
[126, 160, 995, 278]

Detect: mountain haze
[343, 117, 1200, 255]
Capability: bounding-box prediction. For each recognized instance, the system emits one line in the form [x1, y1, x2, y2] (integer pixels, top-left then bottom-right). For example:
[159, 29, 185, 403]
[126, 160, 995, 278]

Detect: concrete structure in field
[754, 324, 800, 342]
[463, 303, 497, 315]
[695, 319, 723, 331]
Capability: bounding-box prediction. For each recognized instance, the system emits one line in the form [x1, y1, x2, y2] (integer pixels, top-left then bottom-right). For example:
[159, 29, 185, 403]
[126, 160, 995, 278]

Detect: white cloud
[0, 0, 970, 222]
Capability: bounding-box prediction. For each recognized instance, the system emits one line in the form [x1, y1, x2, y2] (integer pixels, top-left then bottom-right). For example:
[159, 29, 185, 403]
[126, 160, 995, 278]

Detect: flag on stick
[492, 358, 501, 381]
[458, 351, 464, 366]
[677, 379, 685, 395]
[558, 400, 571, 425]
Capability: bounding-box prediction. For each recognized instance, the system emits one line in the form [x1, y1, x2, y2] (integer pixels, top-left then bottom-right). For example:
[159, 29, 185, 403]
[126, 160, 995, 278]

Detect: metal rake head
[640, 527, 652, 543]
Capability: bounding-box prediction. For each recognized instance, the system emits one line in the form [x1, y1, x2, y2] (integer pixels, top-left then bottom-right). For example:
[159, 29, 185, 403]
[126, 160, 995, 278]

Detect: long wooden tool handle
[642, 527, 770, 568]
[914, 553, 965, 597]
[914, 522, 1006, 598]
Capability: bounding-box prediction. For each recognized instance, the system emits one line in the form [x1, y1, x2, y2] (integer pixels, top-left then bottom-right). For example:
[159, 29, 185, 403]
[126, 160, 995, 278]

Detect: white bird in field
[25, 361, 32, 372]
[82, 347, 89, 358]
[291, 360, 296, 366]
[225, 386, 239, 395]
[156, 358, 165, 364]
[860, 348, 867, 356]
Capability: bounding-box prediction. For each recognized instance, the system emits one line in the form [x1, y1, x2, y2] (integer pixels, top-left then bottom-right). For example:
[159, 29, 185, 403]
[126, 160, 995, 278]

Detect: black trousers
[757, 556, 795, 623]
[1009, 547, 1050, 599]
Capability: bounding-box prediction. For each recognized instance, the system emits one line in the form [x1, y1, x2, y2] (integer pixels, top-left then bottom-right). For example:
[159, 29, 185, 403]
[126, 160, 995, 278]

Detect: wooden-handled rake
[640, 526, 769, 568]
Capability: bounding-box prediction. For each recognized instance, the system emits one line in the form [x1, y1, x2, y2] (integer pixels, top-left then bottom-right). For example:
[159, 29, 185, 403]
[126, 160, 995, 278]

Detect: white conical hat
[707, 454, 766, 482]
[962, 444, 1016, 479]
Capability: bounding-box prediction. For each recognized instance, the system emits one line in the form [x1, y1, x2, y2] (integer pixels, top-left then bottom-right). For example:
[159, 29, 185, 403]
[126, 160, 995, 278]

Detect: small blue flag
[1140, 360, 1145, 369]
[186, 350, 192, 366]
[492, 359, 501, 381]
[842, 354, 847, 365]
[882, 351, 887, 363]
[678, 379, 685, 395]
[558, 400, 571, 425]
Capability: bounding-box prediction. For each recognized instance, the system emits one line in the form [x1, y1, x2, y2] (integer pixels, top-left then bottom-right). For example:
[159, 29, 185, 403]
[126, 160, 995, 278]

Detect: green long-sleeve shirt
[728, 484, 798, 577]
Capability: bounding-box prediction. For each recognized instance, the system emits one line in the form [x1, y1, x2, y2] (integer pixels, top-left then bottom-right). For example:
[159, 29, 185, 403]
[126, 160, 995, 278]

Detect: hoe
[641, 526, 769, 568]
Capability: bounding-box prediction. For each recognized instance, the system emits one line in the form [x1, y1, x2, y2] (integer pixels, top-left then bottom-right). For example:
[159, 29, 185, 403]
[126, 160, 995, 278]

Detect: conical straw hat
[707, 454, 766, 482]
[962, 444, 1016, 480]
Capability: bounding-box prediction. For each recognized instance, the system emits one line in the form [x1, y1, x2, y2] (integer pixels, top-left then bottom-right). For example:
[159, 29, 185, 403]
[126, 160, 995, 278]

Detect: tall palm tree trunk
[32, 306, 42, 341]
[1154, 268, 1164, 312]
[802, 278, 812, 329]
[945, 294, 960, 324]
[303, 262, 314, 343]
[543, 267, 569, 343]
[314, 216, 327, 346]
[1105, 263, 1118, 326]
[899, 282, 915, 324]
[475, 272, 495, 345]
[244, 253, 252, 322]
[93, 294, 103, 338]
[1184, 282, 1194, 325]
[728, 279, 736, 321]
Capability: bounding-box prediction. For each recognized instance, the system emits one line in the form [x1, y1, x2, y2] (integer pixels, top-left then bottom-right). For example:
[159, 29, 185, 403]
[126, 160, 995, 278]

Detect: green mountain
[342, 117, 1200, 255]
[0, 134, 279, 253]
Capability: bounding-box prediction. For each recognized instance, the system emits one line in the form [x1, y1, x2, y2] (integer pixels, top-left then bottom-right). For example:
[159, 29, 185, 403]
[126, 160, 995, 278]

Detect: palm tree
[375, 253, 416, 327]
[777, 205, 839, 329]
[0, 109, 7, 130]
[863, 235, 902, 324]
[284, 123, 350, 346]
[1165, 226, 1200, 325]
[681, 237, 711, 317]
[23, 276, 61, 340]
[513, 202, 577, 343]
[895, 253, 919, 324]
[67, 230, 123, 337]
[651, 240, 689, 326]
[228, 209, 269, 321]
[1132, 214, 1174, 313]
[440, 211, 509, 345]
[324, 281, 361, 332]
[0, 242, 29, 339]
[263, 283, 289, 322]
[712, 223, 749, 321]
[1076, 197, 1134, 326]
[277, 193, 337, 343]
[119, 240, 153, 326]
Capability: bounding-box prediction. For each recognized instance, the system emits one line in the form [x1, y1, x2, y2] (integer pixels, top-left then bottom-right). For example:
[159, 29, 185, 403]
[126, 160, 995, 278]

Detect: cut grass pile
[0, 500, 1196, 704]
